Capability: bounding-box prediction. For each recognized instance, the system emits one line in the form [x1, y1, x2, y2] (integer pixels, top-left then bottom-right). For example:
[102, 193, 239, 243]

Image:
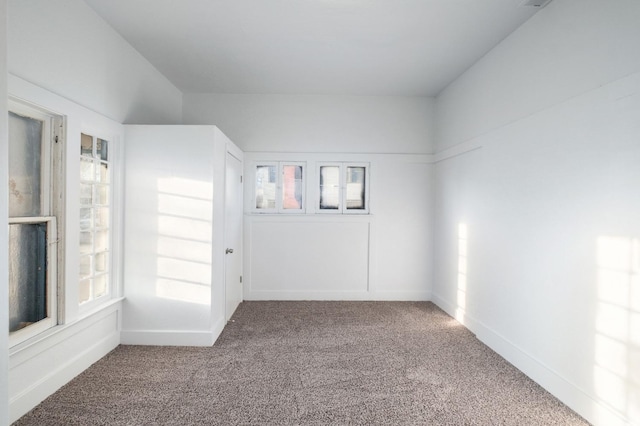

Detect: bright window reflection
[155, 177, 212, 306]
[594, 236, 639, 425]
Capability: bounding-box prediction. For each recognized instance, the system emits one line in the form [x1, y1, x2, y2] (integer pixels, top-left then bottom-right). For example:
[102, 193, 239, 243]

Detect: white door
[225, 152, 243, 320]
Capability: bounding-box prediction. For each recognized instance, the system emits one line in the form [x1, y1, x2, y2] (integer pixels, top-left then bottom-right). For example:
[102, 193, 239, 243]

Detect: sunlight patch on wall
[594, 236, 639, 425]
[456, 223, 468, 324]
[155, 177, 213, 306]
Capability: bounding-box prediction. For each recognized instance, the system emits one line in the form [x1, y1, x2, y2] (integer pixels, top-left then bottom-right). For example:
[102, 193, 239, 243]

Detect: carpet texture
[14, 301, 589, 425]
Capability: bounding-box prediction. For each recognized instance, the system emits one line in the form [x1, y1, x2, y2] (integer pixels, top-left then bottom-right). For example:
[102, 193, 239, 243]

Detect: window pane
[80, 159, 95, 181]
[95, 252, 108, 274]
[319, 166, 340, 210]
[81, 133, 93, 157]
[256, 165, 276, 209]
[80, 183, 93, 206]
[9, 223, 48, 332]
[79, 279, 91, 304]
[282, 165, 303, 210]
[96, 138, 108, 161]
[9, 112, 43, 217]
[94, 275, 108, 299]
[95, 207, 110, 229]
[80, 231, 93, 254]
[98, 162, 109, 183]
[346, 166, 366, 210]
[95, 230, 109, 252]
[80, 208, 93, 231]
[80, 255, 92, 279]
[96, 184, 109, 205]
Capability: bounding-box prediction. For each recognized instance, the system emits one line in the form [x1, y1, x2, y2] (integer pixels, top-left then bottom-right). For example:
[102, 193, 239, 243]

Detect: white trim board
[120, 330, 218, 347]
[245, 291, 430, 301]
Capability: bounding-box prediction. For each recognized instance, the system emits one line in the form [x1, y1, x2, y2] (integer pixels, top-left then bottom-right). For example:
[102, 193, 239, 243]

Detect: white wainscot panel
[249, 220, 370, 297]
[9, 305, 121, 422]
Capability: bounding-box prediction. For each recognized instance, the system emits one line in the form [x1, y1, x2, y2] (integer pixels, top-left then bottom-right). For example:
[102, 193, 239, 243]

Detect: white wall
[243, 152, 432, 301]
[435, 0, 640, 152]
[184, 94, 434, 302]
[8, 0, 183, 124]
[183, 93, 435, 154]
[122, 125, 239, 346]
[432, 1, 640, 425]
[1, 0, 9, 423]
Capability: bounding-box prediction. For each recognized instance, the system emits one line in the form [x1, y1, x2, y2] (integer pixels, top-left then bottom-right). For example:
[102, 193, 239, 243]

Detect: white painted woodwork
[0, 0, 9, 422]
[9, 302, 121, 423]
[249, 219, 370, 297]
[122, 125, 242, 346]
[225, 153, 243, 320]
[432, 1, 640, 424]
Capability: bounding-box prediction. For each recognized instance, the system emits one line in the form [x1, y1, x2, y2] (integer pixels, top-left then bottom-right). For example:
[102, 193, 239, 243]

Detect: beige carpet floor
[14, 301, 589, 425]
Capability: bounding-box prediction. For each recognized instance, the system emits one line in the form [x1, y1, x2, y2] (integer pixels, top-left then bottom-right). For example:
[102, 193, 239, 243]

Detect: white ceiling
[84, 0, 541, 96]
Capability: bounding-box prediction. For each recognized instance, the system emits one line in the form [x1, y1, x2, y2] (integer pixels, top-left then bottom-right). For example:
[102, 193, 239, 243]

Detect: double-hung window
[8, 100, 64, 345]
[254, 162, 305, 213]
[318, 163, 369, 214]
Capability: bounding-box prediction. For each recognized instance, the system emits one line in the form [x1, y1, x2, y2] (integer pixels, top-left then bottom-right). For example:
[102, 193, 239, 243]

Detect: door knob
[225, 248, 234, 254]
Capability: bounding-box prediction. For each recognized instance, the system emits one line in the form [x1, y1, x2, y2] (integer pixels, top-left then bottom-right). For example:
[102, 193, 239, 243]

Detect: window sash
[253, 162, 306, 213]
[317, 163, 369, 214]
[8, 217, 58, 346]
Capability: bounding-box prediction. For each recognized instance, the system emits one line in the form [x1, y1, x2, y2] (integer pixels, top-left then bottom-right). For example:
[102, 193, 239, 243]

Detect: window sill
[9, 297, 124, 358]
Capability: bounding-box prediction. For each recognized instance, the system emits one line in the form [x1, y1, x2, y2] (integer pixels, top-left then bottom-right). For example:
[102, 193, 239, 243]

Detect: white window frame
[8, 99, 65, 347]
[316, 162, 370, 215]
[253, 161, 306, 214]
[78, 132, 114, 309]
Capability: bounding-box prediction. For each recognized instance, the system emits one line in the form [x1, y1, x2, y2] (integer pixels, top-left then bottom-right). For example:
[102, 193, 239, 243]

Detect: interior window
[318, 163, 369, 214]
[254, 162, 305, 213]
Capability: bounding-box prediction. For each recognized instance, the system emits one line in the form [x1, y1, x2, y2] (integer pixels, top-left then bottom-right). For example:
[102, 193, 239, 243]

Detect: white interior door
[224, 152, 243, 320]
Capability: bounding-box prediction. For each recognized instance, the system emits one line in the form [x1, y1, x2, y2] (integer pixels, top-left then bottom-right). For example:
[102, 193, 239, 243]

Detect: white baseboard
[210, 315, 227, 345]
[120, 329, 218, 347]
[245, 290, 431, 301]
[430, 294, 632, 426]
[9, 332, 119, 423]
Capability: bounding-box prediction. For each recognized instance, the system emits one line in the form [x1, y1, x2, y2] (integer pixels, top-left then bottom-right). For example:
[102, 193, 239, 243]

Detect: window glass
[346, 166, 366, 210]
[8, 223, 48, 332]
[255, 165, 276, 209]
[319, 166, 340, 210]
[79, 133, 111, 304]
[81, 133, 93, 157]
[8, 112, 43, 217]
[97, 138, 109, 161]
[282, 165, 303, 209]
